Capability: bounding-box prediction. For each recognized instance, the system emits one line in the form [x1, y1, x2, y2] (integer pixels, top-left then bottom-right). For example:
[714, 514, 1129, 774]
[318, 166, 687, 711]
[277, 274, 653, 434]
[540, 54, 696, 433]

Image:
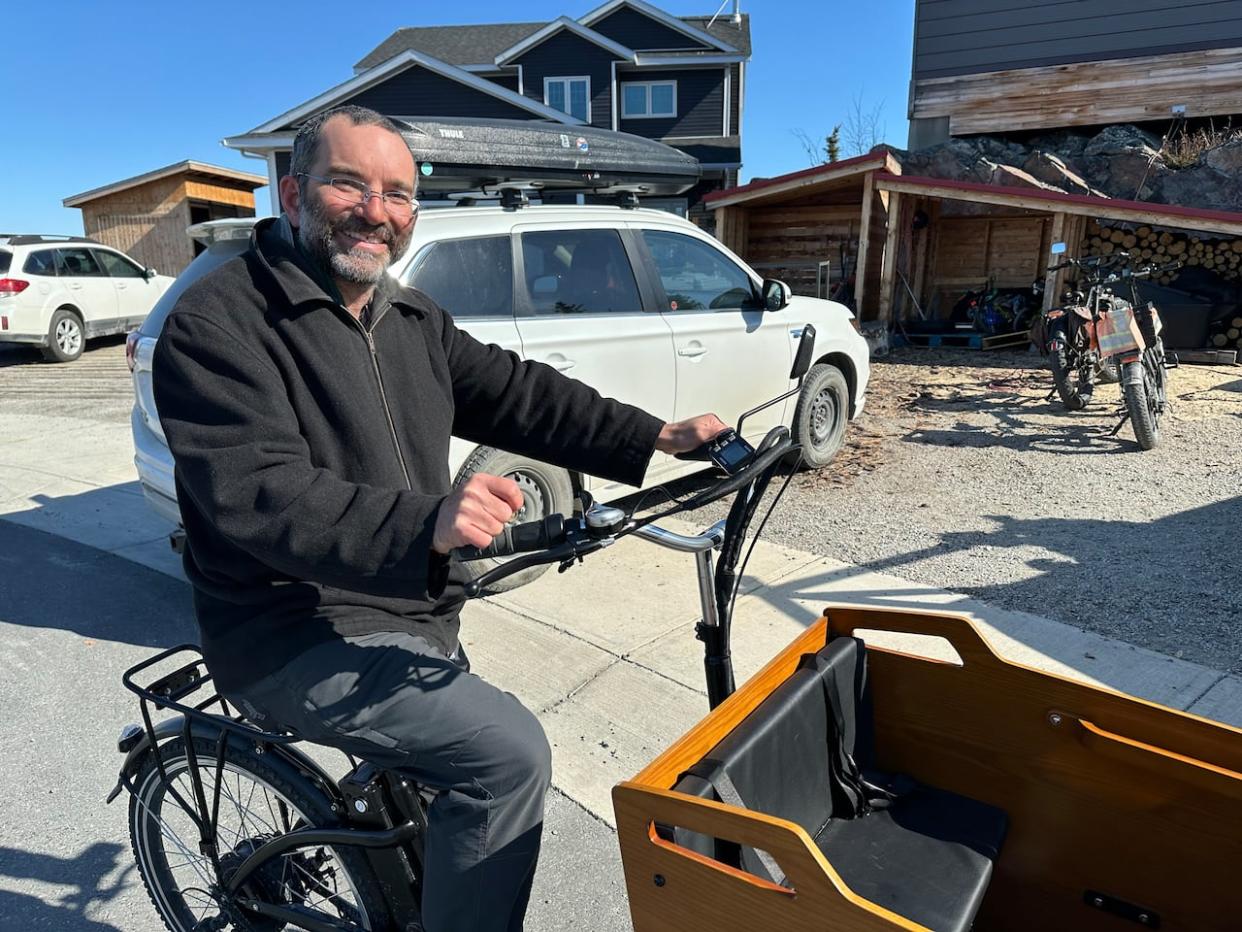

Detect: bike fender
[106, 714, 345, 809]
[1121, 359, 1145, 385]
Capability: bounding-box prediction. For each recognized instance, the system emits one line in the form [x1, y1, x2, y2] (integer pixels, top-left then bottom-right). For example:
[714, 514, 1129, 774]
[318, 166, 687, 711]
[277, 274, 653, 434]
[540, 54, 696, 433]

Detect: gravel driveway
[729, 348, 1242, 674]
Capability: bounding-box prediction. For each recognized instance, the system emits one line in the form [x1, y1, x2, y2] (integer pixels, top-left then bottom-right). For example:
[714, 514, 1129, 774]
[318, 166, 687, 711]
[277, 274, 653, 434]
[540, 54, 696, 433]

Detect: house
[224, 0, 750, 222]
[907, 1, 1242, 147]
[62, 161, 267, 277]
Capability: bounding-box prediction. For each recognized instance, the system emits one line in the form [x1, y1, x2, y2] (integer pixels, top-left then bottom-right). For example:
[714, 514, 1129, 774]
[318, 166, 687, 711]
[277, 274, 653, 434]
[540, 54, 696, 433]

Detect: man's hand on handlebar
[432, 474, 525, 554]
[654, 413, 729, 454]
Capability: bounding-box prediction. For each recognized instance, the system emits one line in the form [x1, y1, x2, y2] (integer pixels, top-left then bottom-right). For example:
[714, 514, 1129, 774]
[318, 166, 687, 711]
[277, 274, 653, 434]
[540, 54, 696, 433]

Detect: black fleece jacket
[153, 216, 663, 691]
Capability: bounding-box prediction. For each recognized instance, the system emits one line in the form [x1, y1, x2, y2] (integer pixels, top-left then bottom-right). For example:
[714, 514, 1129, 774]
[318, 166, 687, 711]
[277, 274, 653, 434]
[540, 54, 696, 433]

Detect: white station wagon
[0, 234, 174, 362]
[129, 206, 870, 587]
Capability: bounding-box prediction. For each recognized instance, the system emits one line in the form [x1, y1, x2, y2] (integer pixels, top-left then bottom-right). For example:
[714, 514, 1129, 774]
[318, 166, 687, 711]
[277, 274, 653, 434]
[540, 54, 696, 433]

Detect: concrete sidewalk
[2, 410, 1239, 830]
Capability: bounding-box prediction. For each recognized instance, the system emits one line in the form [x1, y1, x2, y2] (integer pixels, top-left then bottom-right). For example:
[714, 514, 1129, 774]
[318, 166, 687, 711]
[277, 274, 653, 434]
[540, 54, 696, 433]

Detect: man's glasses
[298, 173, 418, 218]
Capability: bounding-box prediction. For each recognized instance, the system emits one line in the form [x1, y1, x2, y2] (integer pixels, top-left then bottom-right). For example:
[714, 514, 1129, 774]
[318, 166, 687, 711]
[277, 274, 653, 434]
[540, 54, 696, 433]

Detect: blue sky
[4, 1, 915, 235]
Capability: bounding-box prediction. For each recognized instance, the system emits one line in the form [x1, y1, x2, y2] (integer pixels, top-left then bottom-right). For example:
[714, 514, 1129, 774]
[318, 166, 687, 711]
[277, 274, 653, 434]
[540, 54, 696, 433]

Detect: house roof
[63, 161, 268, 208]
[494, 16, 636, 65]
[355, 23, 545, 71]
[354, 10, 750, 72]
[236, 49, 583, 139]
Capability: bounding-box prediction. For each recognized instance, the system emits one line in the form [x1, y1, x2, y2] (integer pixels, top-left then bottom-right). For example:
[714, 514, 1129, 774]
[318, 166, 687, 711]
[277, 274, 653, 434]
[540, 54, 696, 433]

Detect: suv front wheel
[42, 308, 84, 363]
[790, 362, 849, 469]
[454, 447, 574, 593]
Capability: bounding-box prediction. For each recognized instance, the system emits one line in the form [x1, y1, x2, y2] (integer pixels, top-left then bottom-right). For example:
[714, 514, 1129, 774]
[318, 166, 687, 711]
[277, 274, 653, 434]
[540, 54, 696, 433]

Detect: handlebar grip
[452, 514, 566, 561]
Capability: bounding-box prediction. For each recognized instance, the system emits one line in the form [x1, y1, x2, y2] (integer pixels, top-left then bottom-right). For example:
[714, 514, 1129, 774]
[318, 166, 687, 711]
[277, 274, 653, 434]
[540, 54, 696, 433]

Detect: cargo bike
[111, 330, 1241, 931]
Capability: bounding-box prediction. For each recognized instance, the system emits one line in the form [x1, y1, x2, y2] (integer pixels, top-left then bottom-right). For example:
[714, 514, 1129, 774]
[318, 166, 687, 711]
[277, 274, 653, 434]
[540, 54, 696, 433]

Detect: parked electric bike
[1040, 245, 1178, 447]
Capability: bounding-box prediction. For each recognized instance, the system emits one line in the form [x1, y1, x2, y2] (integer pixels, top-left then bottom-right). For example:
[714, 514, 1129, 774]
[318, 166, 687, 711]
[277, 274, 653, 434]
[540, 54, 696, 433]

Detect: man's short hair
[289, 106, 410, 194]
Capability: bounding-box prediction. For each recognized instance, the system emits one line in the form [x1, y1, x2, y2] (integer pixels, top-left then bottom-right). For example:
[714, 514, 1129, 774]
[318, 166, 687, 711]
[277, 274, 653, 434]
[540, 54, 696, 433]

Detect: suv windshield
[0, 250, 10, 275]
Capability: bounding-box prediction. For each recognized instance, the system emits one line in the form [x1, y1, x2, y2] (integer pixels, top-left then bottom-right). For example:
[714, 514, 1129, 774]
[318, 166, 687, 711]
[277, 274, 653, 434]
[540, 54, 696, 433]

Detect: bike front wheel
[129, 735, 390, 931]
[1122, 354, 1163, 450]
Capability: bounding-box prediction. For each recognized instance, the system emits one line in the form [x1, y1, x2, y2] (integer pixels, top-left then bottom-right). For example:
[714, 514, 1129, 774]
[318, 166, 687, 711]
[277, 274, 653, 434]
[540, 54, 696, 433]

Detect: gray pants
[226, 631, 552, 932]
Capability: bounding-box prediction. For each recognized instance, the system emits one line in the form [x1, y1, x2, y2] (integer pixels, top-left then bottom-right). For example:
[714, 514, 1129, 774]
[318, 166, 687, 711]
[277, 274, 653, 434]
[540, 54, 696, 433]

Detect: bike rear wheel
[1048, 328, 1091, 410]
[129, 735, 390, 931]
[1122, 354, 1163, 450]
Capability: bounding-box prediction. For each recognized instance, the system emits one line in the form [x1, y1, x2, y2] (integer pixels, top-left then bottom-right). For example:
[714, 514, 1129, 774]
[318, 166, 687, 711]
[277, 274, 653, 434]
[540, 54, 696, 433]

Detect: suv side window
[0, 250, 10, 275]
[23, 249, 58, 276]
[520, 229, 641, 315]
[641, 230, 757, 312]
[406, 236, 513, 319]
[55, 247, 105, 277]
[94, 249, 145, 278]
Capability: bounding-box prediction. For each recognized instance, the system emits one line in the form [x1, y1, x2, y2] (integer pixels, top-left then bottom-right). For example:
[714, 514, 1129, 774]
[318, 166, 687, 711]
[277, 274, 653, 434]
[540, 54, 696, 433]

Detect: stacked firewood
[1083, 222, 1242, 285]
[1208, 315, 1242, 351]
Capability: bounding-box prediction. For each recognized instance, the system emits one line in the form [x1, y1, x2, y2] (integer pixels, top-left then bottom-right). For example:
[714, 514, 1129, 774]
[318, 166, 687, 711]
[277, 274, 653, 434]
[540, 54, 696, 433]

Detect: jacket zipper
[353, 316, 412, 490]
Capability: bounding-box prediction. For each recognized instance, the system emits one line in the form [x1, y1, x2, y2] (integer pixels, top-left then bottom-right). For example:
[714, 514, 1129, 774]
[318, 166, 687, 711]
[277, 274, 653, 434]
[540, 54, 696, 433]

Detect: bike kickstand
[1108, 412, 1131, 436]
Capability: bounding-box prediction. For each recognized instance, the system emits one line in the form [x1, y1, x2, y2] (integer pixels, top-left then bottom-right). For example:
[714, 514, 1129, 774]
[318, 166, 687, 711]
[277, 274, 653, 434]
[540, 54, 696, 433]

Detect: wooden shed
[871, 174, 1242, 337]
[708, 157, 1242, 352]
[63, 161, 267, 277]
[706, 151, 901, 319]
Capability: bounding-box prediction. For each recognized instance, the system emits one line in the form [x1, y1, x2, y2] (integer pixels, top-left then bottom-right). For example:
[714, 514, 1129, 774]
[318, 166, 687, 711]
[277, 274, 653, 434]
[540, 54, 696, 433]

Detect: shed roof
[703, 152, 899, 209]
[63, 161, 267, 208]
[873, 173, 1242, 237]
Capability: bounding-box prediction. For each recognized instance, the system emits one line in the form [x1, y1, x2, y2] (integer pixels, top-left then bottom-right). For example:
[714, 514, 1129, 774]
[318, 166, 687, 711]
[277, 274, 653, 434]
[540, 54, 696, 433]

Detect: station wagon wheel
[790, 363, 849, 469]
[454, 447, 574, 592]
[42, 308, 84, 363]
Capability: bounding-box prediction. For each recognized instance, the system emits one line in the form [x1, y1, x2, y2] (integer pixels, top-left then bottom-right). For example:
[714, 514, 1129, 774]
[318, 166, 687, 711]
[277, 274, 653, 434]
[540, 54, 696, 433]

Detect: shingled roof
[354, 13, 750, 72]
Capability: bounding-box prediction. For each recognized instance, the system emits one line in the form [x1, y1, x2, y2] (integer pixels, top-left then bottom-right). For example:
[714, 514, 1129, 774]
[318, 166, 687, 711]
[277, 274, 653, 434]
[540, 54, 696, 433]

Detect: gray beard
[296, 194, 411, 286]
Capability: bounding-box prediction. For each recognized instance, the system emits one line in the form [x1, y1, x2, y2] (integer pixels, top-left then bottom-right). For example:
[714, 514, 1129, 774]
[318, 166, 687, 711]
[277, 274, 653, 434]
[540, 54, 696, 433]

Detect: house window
[621, 81, 677, 119]
[544, 76, 591, 122]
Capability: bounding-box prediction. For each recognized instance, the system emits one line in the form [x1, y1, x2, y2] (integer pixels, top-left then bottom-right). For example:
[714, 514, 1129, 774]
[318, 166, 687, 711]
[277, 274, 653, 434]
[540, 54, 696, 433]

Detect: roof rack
[0, 234, 101, 247]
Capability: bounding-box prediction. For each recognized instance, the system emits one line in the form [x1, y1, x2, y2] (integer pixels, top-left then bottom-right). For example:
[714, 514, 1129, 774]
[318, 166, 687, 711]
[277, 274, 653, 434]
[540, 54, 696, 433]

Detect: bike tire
[1122, 358, 1161, 450]
[1048, 331, 1089, 410]
[129, 735, 392, 932]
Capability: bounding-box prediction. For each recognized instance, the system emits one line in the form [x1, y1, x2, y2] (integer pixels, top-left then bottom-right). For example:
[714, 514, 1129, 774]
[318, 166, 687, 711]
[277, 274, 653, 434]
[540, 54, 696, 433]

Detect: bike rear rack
[119, 645, 308, 874]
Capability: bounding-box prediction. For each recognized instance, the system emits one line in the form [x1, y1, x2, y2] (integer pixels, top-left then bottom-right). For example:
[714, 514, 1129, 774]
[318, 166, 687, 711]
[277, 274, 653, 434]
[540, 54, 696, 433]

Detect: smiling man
[151, 105, 724, 932]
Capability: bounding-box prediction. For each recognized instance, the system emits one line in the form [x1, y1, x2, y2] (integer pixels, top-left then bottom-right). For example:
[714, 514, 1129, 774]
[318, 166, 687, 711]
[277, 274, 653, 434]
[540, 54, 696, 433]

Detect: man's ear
[278, 175, 302, 225]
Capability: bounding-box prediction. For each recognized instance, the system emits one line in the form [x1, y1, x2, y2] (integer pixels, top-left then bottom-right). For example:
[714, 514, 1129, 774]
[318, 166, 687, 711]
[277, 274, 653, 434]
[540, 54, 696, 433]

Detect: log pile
[1208, 315, 1242, 353]
[1083, 221, 1242, 285]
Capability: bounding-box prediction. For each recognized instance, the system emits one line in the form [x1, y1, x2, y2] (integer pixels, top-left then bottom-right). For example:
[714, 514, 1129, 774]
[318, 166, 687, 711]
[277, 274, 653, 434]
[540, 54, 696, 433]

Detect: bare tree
[842, 93, 886, 157]
[791, 128, 825, 166]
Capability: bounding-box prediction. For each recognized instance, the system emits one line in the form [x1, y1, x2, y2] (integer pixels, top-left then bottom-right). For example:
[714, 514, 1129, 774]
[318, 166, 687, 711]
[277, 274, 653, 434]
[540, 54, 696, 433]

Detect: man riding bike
[151, 104, 724, 932]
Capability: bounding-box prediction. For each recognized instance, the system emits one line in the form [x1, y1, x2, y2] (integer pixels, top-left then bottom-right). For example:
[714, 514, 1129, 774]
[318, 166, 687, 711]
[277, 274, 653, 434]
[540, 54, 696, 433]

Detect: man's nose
[356, 193, 389, 225]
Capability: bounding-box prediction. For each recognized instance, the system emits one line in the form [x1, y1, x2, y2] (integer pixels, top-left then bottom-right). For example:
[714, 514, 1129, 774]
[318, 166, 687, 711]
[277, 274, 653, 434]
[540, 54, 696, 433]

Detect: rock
[1022, 150, 1102, 195]
[987, 162, 1061, 191]
[1204, 139, 1242, 175]
[1083, 124, 1162, 158]
[1158, 167, 1242, 212]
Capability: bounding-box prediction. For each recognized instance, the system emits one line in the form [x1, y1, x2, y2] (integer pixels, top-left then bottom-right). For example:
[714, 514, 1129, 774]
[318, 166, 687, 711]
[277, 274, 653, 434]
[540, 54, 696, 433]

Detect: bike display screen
[707, 430, 756, 474]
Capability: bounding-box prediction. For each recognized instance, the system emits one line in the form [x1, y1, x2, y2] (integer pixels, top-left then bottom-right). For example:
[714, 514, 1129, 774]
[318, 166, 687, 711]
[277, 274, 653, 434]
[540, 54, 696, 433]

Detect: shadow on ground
[0, 518, 194, 646]
[0, 842, 134, 931]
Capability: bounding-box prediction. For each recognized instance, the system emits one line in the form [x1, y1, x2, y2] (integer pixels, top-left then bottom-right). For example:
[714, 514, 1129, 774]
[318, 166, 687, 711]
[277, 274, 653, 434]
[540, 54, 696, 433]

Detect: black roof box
[395, 116, 700, 197]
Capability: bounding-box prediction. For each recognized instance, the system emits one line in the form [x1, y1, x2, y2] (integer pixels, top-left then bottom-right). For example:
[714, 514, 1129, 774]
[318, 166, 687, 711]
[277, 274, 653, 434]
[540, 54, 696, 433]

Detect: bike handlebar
[457, 427, 796, 597]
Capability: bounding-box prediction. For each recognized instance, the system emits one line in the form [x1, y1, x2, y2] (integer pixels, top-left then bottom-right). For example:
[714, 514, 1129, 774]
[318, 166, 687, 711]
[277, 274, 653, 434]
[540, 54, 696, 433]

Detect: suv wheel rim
[810, 388, 836, 446]
[56, 318, 82, 355]
[507, 470, 548, 523]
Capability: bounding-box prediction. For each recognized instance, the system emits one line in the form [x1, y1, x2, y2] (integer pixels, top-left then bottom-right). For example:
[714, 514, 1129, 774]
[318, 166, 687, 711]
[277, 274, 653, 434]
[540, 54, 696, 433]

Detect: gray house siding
[481, 72, 522, 93]
[338, 67, 538, 120]
[275, 151, 292, 182]
[618, 68, 724, 139]
[513, 31, 621, 129]
[591, 7, 711, 50]
[915, 0, 1242, 78]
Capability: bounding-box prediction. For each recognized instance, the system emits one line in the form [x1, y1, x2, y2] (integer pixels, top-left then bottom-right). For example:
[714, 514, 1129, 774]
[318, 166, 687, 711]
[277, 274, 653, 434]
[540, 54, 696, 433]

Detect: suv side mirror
[761, 278, 790, 311]
[143, 267, 158, 280]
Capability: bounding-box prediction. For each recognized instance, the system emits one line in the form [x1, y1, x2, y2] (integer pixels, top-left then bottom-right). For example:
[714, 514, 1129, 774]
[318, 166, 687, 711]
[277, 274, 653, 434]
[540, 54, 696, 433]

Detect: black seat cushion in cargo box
[669, 637, 1007, 932]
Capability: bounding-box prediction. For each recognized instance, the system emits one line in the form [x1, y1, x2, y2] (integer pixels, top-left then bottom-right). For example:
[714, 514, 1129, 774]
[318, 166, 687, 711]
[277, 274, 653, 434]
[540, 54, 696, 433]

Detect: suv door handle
[547, 356, 576, 372]
[677, 345, 708, 359]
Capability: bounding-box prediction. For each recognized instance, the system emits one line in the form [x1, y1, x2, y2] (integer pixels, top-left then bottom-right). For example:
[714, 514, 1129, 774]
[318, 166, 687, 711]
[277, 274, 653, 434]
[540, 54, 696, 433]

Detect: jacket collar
[249, 216, 423, 320]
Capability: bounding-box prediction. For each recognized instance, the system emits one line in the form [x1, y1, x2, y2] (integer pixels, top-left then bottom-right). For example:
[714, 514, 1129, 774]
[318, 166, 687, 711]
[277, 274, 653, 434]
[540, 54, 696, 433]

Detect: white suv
[0, 234, 174, 362]
[129, 208, 870, 587]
